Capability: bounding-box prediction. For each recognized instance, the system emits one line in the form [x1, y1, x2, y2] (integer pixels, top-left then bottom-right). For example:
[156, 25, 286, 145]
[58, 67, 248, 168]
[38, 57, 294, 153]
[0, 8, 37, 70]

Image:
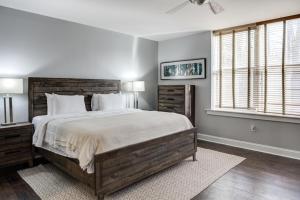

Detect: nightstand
[0, 122, 33, 168]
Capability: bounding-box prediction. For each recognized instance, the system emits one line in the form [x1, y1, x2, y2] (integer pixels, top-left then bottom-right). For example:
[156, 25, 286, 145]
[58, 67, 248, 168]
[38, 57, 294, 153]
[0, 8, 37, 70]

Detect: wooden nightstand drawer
[0, 132, 32, 145]
[0, 122, 33, 167]
[0, 149, 32, 166]
[0, 148, 31, 158]
[0, 142, 32, 152]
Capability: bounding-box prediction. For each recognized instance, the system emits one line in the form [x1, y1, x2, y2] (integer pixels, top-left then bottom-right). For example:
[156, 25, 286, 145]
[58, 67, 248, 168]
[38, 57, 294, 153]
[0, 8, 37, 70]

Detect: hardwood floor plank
[0, 164, 40, 200]
[0, 176, 19, 200]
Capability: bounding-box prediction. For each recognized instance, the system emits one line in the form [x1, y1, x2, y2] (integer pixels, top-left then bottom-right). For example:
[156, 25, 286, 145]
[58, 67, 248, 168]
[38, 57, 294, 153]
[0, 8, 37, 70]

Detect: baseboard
[198, 133, 300, 160]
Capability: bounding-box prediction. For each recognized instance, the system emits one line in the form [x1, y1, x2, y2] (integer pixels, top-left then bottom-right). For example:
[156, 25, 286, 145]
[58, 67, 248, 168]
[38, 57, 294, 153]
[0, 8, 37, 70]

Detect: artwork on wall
[160, 58, 206, 80]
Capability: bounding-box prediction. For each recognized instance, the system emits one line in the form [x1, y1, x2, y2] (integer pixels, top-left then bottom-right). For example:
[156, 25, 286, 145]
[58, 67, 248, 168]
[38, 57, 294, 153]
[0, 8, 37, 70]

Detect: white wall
[158, 31, 300, 152]
[0, 6, 158, 122]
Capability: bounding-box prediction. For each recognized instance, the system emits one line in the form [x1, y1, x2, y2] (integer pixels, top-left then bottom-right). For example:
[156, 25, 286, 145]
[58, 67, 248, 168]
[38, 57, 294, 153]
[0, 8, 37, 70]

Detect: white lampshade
[133, 81, 145, 92]
[123, 81, 133, 92]
[0, 78, 23, 94]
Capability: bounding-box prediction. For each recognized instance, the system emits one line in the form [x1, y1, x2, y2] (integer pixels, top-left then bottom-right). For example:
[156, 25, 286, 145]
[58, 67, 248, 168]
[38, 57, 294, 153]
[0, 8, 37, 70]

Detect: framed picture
[160, 58, 206, 80]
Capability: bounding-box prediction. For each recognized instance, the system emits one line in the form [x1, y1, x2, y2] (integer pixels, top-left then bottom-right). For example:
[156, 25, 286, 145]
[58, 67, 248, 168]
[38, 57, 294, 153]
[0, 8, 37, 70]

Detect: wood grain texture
[28, 77, 121, 120]
[0, 172, 40, 200]
[158, 85, 195, 125]
[35, 148, 95, 189]
[95, 128, 197, 196]
[0, 123, 33, 168]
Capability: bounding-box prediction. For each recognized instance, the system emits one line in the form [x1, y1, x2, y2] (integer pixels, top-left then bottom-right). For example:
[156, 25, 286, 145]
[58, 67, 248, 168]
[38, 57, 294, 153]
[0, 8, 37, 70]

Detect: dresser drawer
[159, 95, 185, 104]
[159, 85, 185, 90]
[159, 86, 185, 96]
[158, 104, 185, 114]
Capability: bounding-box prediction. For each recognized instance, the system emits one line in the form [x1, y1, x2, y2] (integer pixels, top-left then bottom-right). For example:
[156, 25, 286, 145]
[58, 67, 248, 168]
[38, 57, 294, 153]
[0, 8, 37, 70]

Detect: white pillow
[53, 94, 87, 115]
[98, 93, 125, 111]
[45, 93, 55, 115]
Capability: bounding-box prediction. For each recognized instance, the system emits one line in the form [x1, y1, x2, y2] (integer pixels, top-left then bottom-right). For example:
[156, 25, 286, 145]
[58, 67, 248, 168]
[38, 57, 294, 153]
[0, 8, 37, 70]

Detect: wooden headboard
[28, 77, 121, 121]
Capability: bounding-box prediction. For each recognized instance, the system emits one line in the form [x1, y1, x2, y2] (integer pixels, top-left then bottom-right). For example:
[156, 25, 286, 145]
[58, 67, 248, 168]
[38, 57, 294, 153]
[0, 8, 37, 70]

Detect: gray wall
[158, 31, 300, 152]
[2, 6, 299, 152]
[0, 6, 158, 122]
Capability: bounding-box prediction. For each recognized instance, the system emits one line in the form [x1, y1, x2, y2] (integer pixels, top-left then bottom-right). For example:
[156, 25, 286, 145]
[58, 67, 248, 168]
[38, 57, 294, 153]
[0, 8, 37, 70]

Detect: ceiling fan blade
[166, 1, 190, 14]
[208, 0, 224, 14]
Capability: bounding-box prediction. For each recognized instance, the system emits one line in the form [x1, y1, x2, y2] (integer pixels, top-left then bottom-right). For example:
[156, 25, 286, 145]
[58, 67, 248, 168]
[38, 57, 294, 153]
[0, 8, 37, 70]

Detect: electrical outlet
[250, 125, 256, 133]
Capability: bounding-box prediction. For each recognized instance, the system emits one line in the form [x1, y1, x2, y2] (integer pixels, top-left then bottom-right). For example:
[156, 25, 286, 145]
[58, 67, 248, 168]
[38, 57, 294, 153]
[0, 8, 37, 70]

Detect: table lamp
[123, 81, 145, 109]
[132, 81, 145, 109]
[0, 78, 23, 126]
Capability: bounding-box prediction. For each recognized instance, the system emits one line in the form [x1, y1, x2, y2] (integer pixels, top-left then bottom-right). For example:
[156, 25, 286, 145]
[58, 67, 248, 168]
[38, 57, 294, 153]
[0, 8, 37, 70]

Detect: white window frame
[209, 16, 300, 124]
[206, 108, 300, 124]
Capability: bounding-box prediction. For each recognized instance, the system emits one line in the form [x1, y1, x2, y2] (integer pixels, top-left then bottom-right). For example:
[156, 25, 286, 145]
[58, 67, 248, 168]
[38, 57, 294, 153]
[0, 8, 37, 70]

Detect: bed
[28, 77, 197, 200]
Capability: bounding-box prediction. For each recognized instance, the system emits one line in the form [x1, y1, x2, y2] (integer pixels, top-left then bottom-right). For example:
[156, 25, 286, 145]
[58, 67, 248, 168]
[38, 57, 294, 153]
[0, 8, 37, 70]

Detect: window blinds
[285, 19, 300, 115]
[213, 16, 300, 116]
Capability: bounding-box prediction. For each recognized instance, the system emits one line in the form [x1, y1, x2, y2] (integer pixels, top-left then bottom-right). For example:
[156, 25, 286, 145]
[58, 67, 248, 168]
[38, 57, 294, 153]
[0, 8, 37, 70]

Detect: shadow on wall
[138, 66, 158, 110]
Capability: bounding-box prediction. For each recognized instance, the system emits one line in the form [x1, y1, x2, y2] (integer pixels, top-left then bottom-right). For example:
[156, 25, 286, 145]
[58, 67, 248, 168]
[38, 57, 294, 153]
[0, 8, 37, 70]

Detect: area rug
[18, 148, 245, 200]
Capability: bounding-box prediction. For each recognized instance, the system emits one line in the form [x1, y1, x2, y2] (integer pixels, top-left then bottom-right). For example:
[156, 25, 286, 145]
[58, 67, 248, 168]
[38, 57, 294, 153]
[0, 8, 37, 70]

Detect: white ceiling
[0, 0, 300, 41]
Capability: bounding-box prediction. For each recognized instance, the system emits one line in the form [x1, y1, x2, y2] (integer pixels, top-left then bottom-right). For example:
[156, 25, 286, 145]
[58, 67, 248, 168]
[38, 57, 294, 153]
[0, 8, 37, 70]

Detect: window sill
[206, 109, 300, 124]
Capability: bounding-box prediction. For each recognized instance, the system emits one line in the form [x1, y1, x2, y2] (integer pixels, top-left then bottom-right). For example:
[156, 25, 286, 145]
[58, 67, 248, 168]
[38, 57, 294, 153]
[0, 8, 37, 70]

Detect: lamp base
[1, 122, 16, 126]
[134, 92, 139, 109]
[2, 96, 15, 126]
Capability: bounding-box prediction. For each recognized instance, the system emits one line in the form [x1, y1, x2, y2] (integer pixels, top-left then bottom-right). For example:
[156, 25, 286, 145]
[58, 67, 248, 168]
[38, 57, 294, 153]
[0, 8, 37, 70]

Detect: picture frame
[160, 58, 206, 80]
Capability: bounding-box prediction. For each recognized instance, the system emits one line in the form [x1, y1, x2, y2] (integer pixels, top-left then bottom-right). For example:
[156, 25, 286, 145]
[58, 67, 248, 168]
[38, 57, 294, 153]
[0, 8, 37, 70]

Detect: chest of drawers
[158, 85, 195, 125]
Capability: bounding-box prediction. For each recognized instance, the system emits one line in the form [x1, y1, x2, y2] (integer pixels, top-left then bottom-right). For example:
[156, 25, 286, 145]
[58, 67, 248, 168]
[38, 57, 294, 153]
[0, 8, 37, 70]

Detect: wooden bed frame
[28, 77, 197, 200]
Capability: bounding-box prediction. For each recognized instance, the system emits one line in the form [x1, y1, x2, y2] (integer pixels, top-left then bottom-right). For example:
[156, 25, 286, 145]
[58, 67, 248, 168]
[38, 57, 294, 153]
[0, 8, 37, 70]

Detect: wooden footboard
[35, 127, 197, 200]
[94, 127, 197, 199]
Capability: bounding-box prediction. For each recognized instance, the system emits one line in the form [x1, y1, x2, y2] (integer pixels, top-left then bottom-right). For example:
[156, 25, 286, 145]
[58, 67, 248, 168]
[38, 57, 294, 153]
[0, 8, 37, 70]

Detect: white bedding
[33, 109, 193, 173]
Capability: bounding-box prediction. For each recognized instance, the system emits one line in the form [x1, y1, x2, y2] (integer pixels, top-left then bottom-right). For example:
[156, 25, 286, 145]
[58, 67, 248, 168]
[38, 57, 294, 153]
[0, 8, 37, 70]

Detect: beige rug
[18, 148, 245, 200]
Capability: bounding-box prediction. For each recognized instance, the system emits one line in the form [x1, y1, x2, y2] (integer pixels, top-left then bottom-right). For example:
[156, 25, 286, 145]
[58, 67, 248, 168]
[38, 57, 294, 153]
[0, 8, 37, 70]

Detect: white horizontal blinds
[249, 29, 257, 110]
[285, 18, 300, 115]
[213, 34, 220, 108]
[221, 33, 233, 108]
[255, 25, 266, 112]
[234, 30, 248, 108]
[266, 21, 284, 114]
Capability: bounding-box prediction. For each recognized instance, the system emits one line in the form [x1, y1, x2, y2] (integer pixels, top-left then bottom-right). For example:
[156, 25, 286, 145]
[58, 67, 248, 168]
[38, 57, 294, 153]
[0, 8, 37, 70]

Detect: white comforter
[33, 109, 193, 173]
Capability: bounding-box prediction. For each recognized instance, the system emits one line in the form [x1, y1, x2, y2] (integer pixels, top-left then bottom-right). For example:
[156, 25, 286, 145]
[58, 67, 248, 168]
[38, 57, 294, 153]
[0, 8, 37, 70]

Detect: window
[212, 16, 300, 117]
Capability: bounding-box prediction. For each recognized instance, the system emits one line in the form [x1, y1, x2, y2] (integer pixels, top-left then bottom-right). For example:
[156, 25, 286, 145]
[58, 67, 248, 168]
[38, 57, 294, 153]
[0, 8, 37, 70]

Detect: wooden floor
[0, 141, 299, 200]
[194, 141, 300, 200]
